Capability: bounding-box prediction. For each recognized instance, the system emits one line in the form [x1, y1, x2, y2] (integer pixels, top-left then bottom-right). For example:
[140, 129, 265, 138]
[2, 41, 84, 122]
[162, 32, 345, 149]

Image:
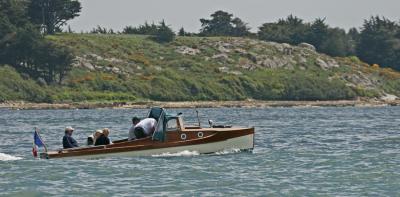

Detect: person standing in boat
[128, 117, 141, 140]
[63, 127, 79, 149]
[95, 128, 111, 146]
[133, 118, 157, 139]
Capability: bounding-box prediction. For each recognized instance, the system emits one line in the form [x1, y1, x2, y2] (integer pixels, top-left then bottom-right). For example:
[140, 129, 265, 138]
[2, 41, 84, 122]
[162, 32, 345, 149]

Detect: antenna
[195, 108, 201, 128]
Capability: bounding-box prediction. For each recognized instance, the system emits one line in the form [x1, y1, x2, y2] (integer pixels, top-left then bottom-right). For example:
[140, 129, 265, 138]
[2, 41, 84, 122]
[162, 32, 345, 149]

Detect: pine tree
[178, 27, 185, 36]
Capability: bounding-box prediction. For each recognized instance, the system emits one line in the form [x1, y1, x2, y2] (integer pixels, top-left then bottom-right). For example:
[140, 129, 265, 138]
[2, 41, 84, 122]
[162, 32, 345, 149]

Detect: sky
[68, 0, 400, 33]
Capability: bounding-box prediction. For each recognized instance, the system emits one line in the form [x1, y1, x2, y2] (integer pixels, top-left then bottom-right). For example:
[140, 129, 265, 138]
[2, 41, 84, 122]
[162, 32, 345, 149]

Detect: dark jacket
[95, 134, 110, 146]
[63, 135, 79, 149]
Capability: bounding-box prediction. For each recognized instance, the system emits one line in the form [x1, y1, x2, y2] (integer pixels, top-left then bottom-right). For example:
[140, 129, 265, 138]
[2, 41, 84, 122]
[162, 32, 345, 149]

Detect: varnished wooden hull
[42, 128, 254, 159]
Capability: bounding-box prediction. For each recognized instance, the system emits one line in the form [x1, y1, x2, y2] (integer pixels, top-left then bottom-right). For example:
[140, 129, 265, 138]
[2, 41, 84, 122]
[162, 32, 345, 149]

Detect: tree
[0, 0, 41, 68]
[0, 0, 74, 83]
[90, 25, 115, 34]
[178, 27, 186, 36]
[28, 0, 81, 35]
[199, 10, 250, 36]
[308, 18, 329, 49]
[258, 15, 309, 45]
[34, 41, 74, 83]
[258, 23, 292, 43]
[123, 22, 158, 35]
[356, 16, 400, 70]
[258, 15, 355, 57]
[231, 17, 251, 36]
[154, 20, 175, 43]
[319, 28, 350, 57]
[347, 28, 360, 55]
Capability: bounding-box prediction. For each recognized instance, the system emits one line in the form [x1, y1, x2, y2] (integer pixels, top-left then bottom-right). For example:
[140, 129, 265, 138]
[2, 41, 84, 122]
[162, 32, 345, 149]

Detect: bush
[153, 20, 175, 43]
[0, 65, 52, 102]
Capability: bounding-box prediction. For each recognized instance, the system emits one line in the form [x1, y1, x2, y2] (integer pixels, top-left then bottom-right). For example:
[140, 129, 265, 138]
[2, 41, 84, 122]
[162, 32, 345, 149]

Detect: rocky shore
[1, 99, 399, 110]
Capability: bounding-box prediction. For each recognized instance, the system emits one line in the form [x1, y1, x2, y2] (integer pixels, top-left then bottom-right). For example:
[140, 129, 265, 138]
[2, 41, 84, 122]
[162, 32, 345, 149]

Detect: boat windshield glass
[166, 118, 178, 131]
[152, 110, 165, 141]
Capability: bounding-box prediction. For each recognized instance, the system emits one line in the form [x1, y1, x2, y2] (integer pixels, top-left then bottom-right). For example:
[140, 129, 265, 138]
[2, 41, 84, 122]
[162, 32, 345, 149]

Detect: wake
[152, 150, 200, 157]
[0, 152, 22, 161]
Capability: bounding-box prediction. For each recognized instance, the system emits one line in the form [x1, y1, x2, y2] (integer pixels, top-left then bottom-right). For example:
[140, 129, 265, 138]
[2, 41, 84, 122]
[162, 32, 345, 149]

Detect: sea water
[0, 107, 399, 196]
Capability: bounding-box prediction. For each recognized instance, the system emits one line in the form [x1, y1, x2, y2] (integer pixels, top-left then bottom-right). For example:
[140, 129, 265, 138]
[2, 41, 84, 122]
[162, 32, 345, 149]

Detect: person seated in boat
[133, 118, 157, 139]
[128, 117, 141, 140]
[63, 126, 79, 149]
[95, 128, 111, 146]
[92, 130, 103, 144]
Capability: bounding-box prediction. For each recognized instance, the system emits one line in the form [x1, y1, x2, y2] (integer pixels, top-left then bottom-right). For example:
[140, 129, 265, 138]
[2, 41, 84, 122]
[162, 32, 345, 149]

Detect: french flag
[32, 130, 45, 157]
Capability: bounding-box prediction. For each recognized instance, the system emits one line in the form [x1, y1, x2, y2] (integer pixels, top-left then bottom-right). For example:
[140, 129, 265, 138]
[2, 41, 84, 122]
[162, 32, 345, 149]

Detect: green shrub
[0, 65, 52, 102]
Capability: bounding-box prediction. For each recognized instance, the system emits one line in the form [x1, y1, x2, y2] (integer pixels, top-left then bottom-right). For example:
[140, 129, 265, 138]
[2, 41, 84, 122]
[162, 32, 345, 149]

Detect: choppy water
[0, 107, 399, 196]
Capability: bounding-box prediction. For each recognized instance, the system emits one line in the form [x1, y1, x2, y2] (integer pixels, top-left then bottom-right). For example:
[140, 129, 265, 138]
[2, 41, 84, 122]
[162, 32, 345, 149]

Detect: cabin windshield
[150, 108, 181, 142]
[147, 107, 163, 121]
[151, 108, 165, 141]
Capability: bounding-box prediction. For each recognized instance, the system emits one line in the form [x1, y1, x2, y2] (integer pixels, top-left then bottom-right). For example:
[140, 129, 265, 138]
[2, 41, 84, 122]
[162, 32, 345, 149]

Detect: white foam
[215, 148, 241, 155]
[0, 153, 22, 161]
[152, 150, 200, 157]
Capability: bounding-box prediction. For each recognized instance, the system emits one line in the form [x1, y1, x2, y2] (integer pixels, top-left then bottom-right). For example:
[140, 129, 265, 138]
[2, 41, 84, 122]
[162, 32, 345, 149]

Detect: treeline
[90, 10, 399, 71]
[0, 0, 81, 84]
[257, 15, 400, 71]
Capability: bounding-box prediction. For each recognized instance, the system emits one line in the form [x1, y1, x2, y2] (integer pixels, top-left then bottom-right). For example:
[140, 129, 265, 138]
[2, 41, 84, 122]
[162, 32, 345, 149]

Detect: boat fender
[197, 132, 204, 138]
[180, 133, 187, 140]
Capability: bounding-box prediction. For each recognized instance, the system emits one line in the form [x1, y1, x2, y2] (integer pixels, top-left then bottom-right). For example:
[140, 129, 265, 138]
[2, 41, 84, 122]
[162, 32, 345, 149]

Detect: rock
[229, 71, 242, 75]
[83, 62, 95, 70]
[316, 58, 329, 69]
[111, 67, 121, 74]
[105, 57, 124, 64]
[154, 66, 162, 71]
[269, 42, 284, 52]
[246, 52, 258, 62]
[87, 53, 104, 61]
[282, 43, 292, 48]
[239, 64, 257, 71]
[258, 57, 288, 69]
[212, 53, 229, 60]
[326, 59, 340, 68]
[176, 46, 200, 55]
[381, 94, 398, 101]
[298, 56, 307, 64]
[218, 66, 229, 73]
[285, 64, 295, 70]
[343, 72, 375, 89]
[218, 45, 231, 53]
[316, 58, 340, 69]
[298, 43, 316, 51]
[234, 48, 247, 55]
[37, 78, 47, 86]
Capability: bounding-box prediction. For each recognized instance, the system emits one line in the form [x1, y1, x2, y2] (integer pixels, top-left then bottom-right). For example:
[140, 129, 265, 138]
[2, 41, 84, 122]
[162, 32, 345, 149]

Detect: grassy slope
[1, 33, 400, 103]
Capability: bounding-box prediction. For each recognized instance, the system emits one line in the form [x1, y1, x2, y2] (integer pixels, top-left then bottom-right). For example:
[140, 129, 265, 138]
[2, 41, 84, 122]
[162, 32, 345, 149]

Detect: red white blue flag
[32, 130, 45, 157]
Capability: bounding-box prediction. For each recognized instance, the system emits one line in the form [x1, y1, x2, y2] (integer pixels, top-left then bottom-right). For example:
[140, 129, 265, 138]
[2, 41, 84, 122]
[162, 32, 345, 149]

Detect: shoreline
[0, 99, 399, 110]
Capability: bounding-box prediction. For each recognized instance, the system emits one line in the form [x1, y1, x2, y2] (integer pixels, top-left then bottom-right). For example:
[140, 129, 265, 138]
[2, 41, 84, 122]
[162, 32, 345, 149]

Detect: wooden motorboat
[39, 108, 255, 159]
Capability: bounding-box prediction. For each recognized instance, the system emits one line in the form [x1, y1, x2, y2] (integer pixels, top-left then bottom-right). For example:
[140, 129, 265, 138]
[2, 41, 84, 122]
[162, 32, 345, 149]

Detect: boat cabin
[149, 107, 200, 142]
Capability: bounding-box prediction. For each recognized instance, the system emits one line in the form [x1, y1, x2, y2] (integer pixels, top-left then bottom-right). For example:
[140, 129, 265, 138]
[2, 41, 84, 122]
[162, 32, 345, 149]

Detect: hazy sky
[68, 0, 400, 33]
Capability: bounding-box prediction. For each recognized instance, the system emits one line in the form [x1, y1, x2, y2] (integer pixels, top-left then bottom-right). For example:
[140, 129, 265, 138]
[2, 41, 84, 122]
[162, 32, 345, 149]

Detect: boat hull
[53, 134, 253, 159]
[43, 127, 255, 159]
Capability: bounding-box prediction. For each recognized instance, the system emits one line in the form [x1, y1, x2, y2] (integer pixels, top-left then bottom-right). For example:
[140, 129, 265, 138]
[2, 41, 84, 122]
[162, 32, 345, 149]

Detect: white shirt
[128, 125, 136, 140]
[135, 118, 157, 136]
